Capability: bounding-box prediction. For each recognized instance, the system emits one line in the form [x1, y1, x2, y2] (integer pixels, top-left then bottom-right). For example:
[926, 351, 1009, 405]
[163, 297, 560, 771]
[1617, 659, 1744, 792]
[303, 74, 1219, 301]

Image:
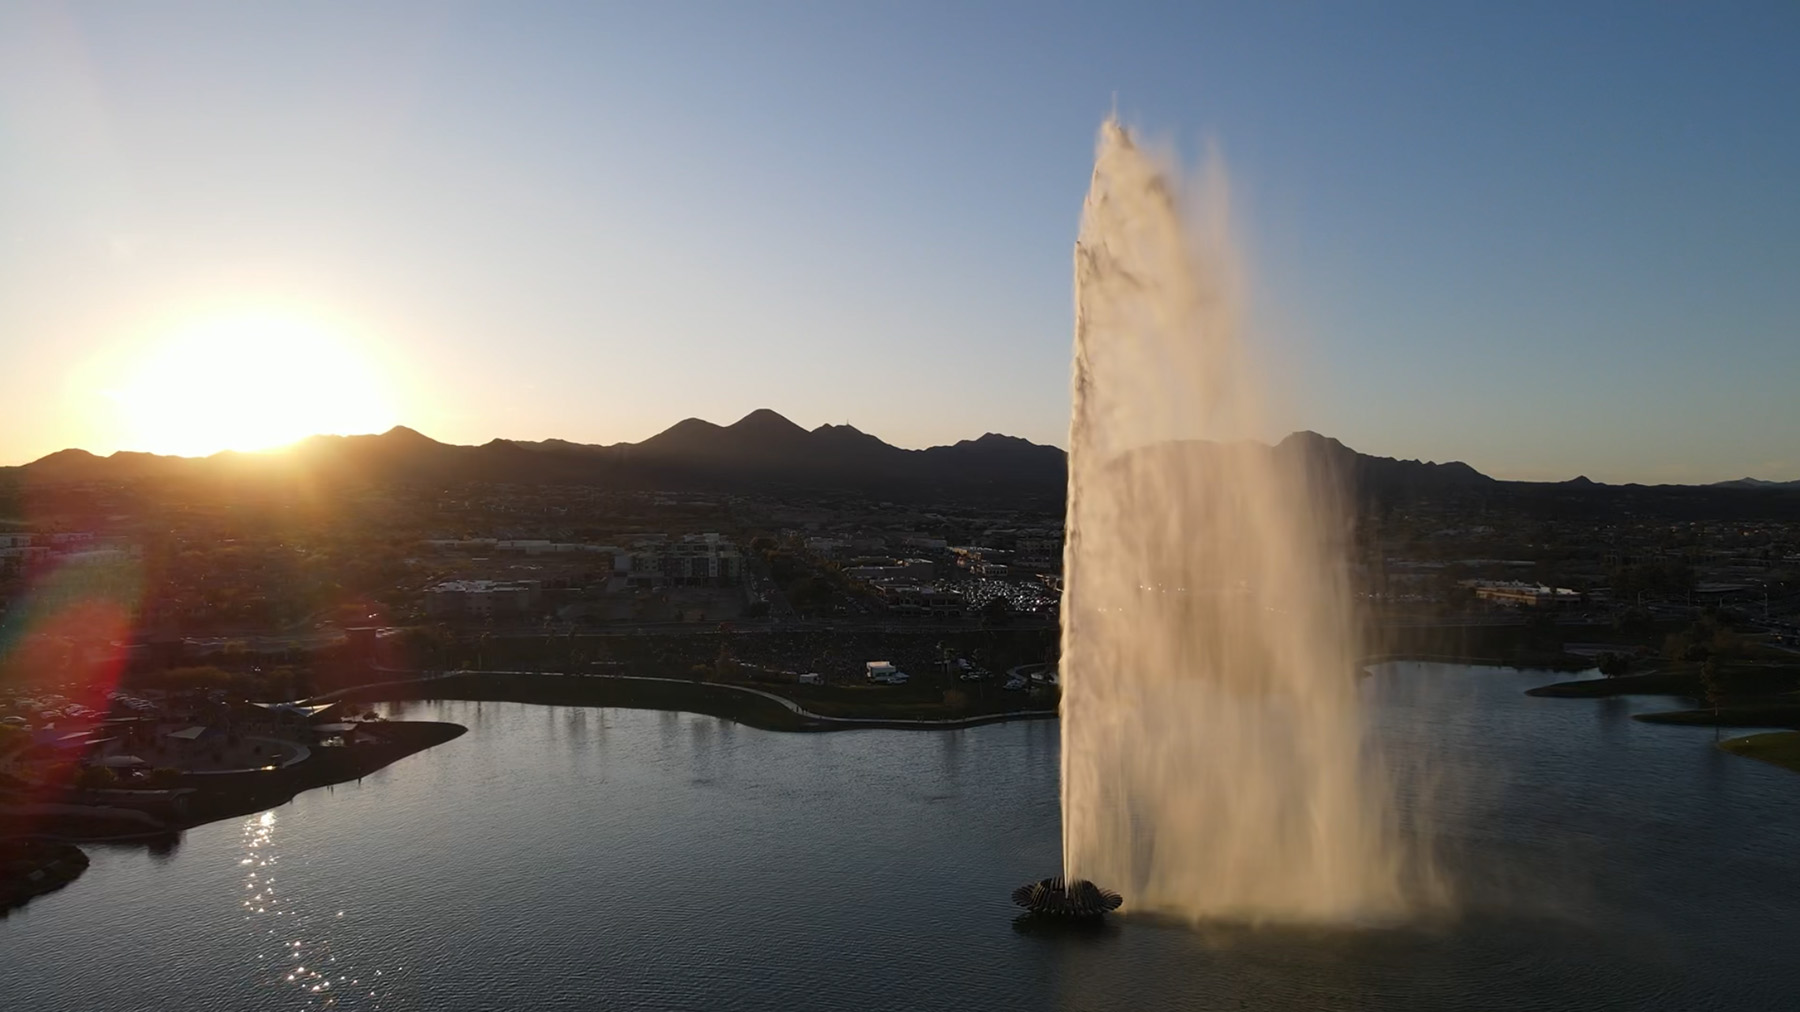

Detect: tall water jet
[1060, 120, 1408, 922]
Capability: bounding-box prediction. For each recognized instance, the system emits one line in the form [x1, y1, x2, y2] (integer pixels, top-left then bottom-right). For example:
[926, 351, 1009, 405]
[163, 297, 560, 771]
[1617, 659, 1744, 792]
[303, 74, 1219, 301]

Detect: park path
[306, 669, 1057, 730]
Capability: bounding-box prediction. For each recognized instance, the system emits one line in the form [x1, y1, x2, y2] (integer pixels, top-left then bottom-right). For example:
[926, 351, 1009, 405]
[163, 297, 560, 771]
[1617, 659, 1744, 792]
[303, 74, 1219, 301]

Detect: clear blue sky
[2, 1, 1795, 482]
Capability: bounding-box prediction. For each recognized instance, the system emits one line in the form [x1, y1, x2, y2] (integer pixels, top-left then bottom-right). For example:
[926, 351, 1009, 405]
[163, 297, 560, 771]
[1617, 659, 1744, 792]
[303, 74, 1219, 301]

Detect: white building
[864, 661, 908, 685]
[1463, 580, 1582, 608]
[424, 579, 541, 618]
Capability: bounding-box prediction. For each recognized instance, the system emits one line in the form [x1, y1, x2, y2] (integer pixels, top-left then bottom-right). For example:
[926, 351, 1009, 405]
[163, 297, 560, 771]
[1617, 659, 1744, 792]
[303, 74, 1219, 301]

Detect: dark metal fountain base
[1011, 876, 1124, 918]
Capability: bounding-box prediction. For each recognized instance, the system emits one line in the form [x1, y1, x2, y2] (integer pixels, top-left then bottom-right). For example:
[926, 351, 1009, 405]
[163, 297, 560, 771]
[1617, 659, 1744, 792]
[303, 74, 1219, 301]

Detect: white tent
[250, 701, 336, 718]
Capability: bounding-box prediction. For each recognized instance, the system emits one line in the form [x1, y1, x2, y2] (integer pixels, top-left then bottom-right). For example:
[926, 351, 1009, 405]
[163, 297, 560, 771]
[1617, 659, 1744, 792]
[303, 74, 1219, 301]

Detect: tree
[1700, 658, 1725, 742]
[981, 597, 1013, 627]
[786, 576, 831, 611]
[396, 626, 454, 667]
[75, 766, 117, 790]
[1597, 652, 1631, 677]
[146, 767, 183, 789]
[1665, 614, 1744, 664]
[712, 643, 738, 681]
[161, 666, 235, 691]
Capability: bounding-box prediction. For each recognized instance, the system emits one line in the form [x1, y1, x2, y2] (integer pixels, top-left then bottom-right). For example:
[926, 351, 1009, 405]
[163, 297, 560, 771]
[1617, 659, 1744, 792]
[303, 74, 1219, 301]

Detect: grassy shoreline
[336, 649, 1583, 733]
[0, 839, 89, 915]
[1632, 705, 1800, 729]
[1524, 659, 1800, 775]
[1719, 732, 1800, 773]
[3, 721, 465, 842]
[337, 671, 1059, 733]
[1527, 661, 1800, 700]
[1, 720, 462, 913]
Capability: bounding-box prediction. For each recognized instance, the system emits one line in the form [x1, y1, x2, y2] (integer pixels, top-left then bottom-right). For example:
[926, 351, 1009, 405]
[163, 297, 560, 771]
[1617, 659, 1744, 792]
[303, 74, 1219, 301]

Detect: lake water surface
[5, 663, 1799, 1011]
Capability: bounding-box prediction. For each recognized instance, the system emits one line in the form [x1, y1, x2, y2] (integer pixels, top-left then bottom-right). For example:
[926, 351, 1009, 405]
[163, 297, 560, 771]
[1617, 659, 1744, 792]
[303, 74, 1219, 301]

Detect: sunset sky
[1, 2, 1795, 482]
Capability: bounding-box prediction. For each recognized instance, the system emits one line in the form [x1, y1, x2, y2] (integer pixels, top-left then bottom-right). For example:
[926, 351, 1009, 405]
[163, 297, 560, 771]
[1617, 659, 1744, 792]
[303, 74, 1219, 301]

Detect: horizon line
[6, 410, 1795, 488]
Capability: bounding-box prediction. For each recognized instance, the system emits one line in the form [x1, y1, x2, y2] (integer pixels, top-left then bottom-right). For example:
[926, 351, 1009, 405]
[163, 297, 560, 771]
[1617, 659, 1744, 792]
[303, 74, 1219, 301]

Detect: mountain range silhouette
[9, 409, 1798, 515]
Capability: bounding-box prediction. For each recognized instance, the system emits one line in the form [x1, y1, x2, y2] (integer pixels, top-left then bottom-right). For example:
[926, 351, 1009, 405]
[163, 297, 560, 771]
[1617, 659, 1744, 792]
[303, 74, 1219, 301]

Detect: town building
[876, 583, 964, 617]
[1464, 580, 1582, 608]
[843, 559, 935, 584]
[424, 579, 542, 618]
[624, 533, 743, 588]
[864, 661, 908, 684]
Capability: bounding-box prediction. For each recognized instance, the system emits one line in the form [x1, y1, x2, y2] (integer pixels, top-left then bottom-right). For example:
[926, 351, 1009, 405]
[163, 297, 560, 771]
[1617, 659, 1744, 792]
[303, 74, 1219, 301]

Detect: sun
[112, 313, 398, 457]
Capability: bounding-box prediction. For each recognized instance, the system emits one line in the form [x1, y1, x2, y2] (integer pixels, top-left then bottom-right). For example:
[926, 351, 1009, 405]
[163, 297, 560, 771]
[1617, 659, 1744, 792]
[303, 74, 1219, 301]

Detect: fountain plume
[1060, 119, 1410, 922]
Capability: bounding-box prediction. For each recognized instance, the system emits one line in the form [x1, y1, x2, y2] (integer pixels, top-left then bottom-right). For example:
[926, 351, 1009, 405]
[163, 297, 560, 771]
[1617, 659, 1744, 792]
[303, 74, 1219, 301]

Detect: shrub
[75, 766, 117, 790]
[146, 767, 183, 789]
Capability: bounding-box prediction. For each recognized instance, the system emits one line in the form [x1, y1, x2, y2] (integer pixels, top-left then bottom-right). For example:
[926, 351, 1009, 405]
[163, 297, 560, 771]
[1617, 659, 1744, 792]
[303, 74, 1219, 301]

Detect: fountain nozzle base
[1011, 876, 1124, 918]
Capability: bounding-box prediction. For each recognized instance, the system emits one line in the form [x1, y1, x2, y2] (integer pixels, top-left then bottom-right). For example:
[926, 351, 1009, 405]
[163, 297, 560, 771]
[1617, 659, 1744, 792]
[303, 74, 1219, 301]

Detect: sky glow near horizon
[0, 2, 1795, 482]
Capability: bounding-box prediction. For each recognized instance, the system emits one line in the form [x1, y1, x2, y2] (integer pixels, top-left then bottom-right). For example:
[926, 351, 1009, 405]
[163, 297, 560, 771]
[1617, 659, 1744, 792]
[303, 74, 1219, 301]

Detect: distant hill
[1713, 477, 1800, 491]
[7, 410, 1798, 515]
[1274, 430, 1495, 500]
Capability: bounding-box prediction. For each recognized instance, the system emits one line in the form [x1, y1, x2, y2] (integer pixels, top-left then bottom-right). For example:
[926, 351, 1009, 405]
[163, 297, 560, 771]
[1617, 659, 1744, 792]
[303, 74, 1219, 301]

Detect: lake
[5, 663, 1799, 1011]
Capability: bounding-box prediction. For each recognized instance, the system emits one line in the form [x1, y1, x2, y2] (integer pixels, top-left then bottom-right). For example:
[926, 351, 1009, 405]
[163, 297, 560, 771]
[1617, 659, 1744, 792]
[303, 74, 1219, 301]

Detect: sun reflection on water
[239, 810, 391, 1009]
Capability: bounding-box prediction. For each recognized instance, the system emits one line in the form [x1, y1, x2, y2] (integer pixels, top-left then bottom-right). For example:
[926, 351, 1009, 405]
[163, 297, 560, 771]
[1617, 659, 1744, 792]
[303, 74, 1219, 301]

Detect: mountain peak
[380, 425, 439, 444]
[936, 432, 1060, 457]
[728, 408, 807, 435]
[1280, 429, 1348, 449]
[663, 417, 722, 432]
[638, 412, 814, 460]
[34, 447, 100, 464]
[811, 422, 887, 450]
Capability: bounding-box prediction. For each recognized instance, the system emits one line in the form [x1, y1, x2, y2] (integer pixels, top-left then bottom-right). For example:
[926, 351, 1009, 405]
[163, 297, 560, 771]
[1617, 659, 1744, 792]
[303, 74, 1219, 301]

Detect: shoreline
[6, 721, 466, 841]
[0, 840, 89, 915]
[1, 720, 465, 910]
[159, 719, 468, 830]
[1718, 732, 1800, 773]
[1525, 662, 1800, 775]
[318, 670, 1060, 733]
[323, 654, 1591, 735]
[5, 655, 1716, 911]
[2, 671, 1054, 910]
[0, 655, 1647, 909]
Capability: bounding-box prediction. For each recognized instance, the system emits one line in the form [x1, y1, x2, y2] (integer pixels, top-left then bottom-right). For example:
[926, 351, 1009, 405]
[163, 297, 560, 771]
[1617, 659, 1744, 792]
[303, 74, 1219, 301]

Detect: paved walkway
[308, 670, 1058, 729]
[183, 737, 311, 777]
